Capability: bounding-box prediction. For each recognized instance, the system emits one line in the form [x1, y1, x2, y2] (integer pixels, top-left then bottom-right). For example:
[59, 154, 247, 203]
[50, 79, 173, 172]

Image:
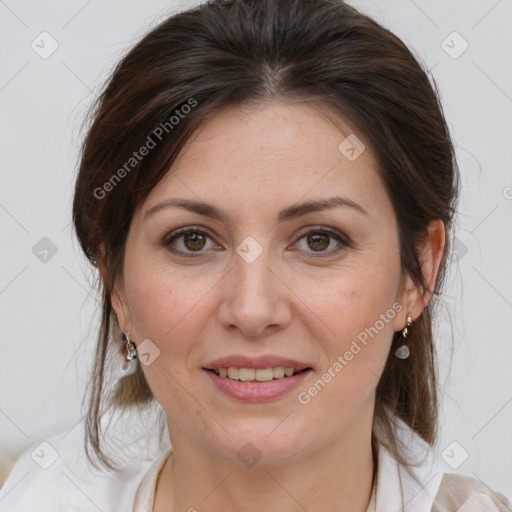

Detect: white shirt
[0, 416, 509, 511]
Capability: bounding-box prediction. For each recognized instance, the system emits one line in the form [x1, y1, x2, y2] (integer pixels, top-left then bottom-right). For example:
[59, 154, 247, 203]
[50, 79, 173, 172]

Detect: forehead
[140, 100, 388, 221]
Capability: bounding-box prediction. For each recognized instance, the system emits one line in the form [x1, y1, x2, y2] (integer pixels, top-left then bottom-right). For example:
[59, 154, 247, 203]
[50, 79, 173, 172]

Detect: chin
[204, 421, 311, 466]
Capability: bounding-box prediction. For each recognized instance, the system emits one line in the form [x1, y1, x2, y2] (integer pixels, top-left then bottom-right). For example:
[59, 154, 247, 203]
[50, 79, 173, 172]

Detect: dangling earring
[395, 315, 412, 359]
[124, 330, 138, 361]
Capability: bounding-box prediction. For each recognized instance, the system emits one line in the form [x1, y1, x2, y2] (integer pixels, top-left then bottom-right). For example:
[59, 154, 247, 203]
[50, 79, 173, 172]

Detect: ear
[97, 245, 132, 335]
[394, 219, 446, 329]
[110, 281, 131, 335]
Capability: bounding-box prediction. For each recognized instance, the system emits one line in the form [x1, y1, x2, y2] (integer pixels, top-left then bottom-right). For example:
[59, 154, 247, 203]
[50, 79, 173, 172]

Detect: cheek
[307, 253, 401, 377]
[315, 261, 399, 328]
[122, 254, 214, 352]
[122, 259, 218, 424]
[300, 281, 399, 421]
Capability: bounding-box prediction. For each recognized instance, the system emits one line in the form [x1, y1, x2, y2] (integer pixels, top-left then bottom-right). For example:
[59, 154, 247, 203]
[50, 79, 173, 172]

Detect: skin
[108, 100, 445, 512]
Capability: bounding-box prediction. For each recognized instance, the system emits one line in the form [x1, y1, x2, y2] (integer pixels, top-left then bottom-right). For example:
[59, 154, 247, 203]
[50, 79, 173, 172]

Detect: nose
[216, 247, 292, 338]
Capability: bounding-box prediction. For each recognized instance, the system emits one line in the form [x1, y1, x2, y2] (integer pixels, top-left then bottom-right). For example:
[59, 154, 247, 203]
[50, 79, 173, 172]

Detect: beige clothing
[433, 473, 512, 512]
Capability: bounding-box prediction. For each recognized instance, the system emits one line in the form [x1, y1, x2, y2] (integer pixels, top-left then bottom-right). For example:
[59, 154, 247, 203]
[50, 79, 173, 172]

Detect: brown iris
[184, 232, 207, 251]
[307, 233, 329, 251]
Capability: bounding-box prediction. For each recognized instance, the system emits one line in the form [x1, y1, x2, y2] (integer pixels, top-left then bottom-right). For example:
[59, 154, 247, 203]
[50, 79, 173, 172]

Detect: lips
[203, 355, 313, 402]
[204, 355, 311, 372]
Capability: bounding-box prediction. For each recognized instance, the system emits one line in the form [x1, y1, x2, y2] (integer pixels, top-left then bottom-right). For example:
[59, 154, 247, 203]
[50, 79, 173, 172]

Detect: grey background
[1, 0, 511, 497]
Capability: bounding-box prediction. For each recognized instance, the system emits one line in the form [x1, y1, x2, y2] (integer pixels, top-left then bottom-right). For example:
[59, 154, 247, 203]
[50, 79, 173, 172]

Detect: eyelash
[161, 225, 351, 259]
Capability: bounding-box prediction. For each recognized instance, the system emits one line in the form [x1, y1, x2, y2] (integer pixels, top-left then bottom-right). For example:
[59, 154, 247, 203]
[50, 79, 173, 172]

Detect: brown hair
[72, 0, 459, 472]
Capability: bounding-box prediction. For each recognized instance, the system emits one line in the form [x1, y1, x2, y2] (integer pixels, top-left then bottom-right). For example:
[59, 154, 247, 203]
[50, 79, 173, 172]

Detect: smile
[212, 367, 305, 381]
[204, 367, 312, 402]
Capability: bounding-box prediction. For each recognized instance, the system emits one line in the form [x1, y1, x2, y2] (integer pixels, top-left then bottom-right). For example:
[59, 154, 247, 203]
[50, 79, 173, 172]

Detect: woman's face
[112, 100, 415, 464]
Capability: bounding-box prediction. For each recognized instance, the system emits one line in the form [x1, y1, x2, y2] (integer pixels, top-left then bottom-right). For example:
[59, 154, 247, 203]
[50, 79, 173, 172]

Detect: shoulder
[0, 426, 155, 512]
[380, 416, 512, 512]
[432, 473, 512, 512]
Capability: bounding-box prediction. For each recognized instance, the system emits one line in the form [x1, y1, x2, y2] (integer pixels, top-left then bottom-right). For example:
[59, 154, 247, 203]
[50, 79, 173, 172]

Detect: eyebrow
[144, 195, 367, 222]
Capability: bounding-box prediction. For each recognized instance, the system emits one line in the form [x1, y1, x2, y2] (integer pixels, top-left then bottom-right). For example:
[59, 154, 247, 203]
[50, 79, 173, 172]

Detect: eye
[162, 225, 351, 259]
[292, 227, 350, 258]
[162, 227, 220, 257]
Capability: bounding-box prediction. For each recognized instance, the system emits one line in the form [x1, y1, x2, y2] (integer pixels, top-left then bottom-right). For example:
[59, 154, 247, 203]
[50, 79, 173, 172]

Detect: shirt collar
[370, 416, 444, 512]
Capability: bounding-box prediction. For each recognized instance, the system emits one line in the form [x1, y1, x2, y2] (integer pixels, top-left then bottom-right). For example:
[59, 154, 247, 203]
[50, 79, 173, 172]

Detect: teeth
[227, 367, 239, 380]
[273, 367, 285, 378]
[239, 368, 255, 381]
[255, 368, 274, 381]
[214, 366, 301, 381]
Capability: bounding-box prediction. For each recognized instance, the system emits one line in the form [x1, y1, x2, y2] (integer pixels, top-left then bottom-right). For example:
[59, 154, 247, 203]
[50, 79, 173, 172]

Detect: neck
[155, 412, 376, 512]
